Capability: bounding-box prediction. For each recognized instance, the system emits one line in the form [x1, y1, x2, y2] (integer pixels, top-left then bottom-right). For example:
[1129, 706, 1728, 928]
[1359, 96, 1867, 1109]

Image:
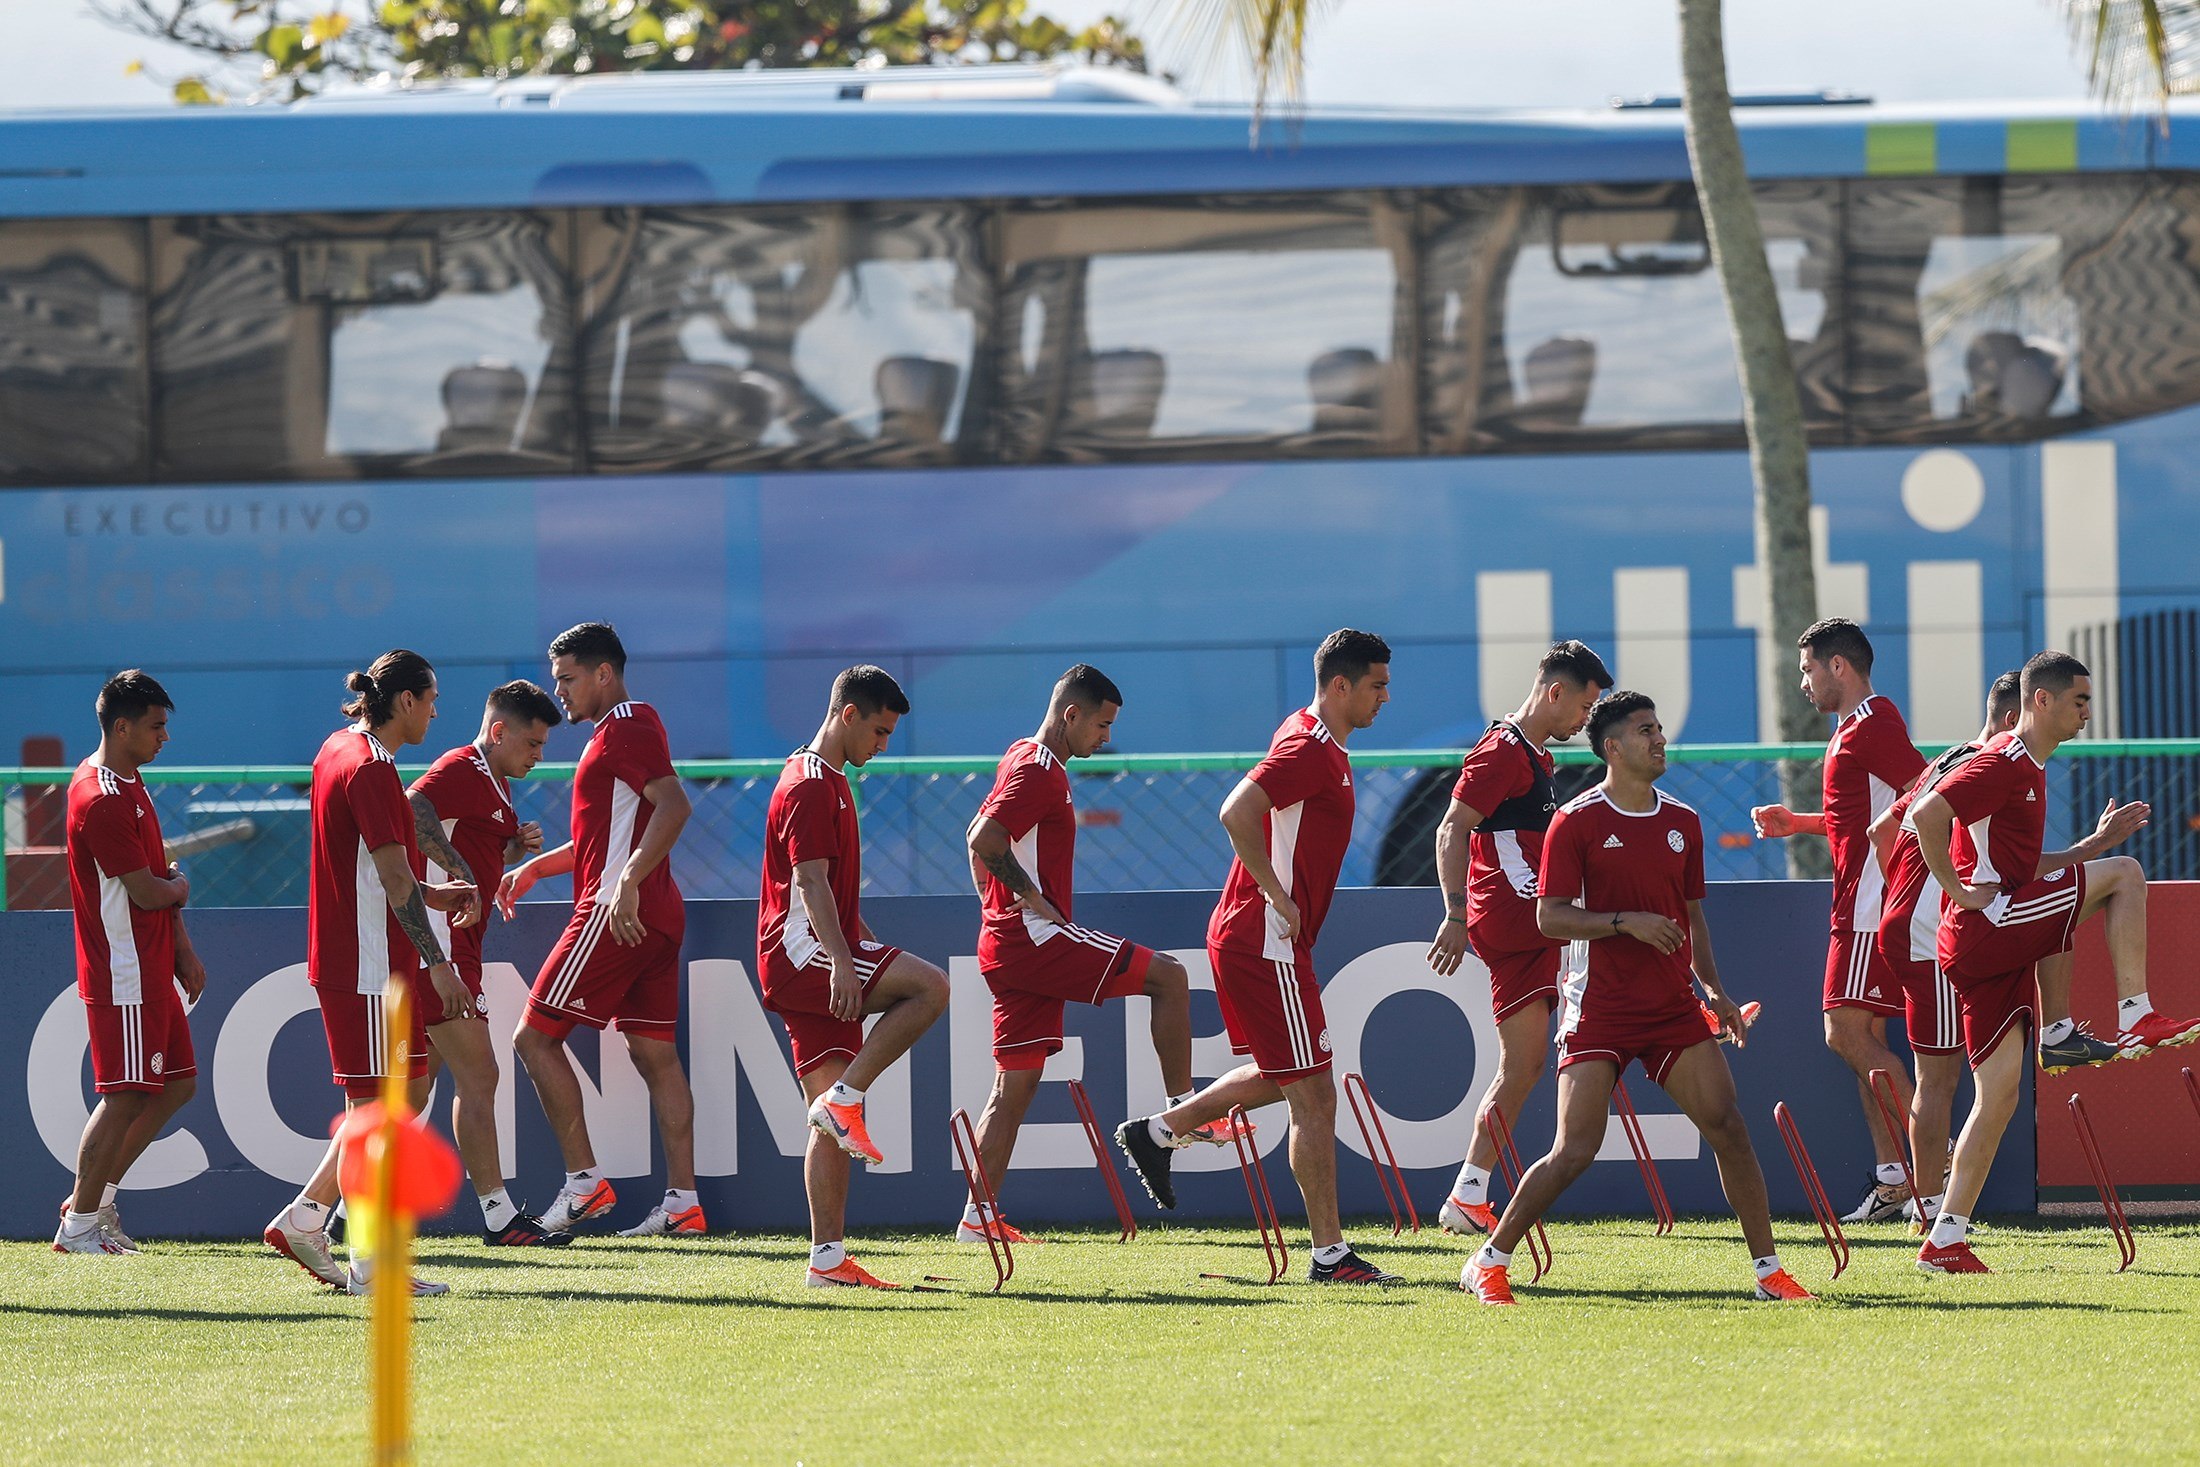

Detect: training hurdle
[1611, 1080, 1675, 1235]
[1866, 1067, 1925, 1225]
[2066, 1093, 2136, 1273]
[948, 1108, 1013, 1291]
[1065, 1080, 1137, 1243]
[1773, 1101, 1849, 1279]
[1342, 1072, 1419, 1237]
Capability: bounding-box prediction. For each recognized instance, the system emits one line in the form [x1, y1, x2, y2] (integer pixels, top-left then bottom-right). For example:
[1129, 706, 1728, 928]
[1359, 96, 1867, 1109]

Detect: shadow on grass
[0, 1302, 347, 1324]
[501, 1287, 955, 1311]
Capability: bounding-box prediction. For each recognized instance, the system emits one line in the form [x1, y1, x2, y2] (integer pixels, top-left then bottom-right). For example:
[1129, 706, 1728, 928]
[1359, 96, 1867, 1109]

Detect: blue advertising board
[0, 883, 2031, 1240]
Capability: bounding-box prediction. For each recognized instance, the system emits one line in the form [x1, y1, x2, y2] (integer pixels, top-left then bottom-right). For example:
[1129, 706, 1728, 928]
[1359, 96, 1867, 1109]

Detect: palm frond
[2045, 0, 2200, 110]
[1148, 0, 1336, 136]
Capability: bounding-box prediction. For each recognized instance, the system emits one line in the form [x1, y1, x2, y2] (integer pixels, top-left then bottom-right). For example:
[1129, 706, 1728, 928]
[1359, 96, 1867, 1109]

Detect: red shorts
[984, 929, 1154, 1070]
[1823, 928, 1903, 1016]
[761, 941, 902, 1078]
[1474, 936, 1561, 1022]
[1942, 866, 2087, 986]
[427, 953, 490, 1028]
[319, 975, 430, 1100]
[86, 988, 197, 1094]
[1875, 923, 1962, 1057]
[1952, 966, 2040, 1069]
[525, 902, 684, 1041]
[1557, 1006, 1715, 1086]
[1210, 942, 1330, 1081]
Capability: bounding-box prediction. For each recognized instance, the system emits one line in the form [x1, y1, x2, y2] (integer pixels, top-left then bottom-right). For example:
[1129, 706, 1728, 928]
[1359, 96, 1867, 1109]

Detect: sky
[0, 0, 2121, 113]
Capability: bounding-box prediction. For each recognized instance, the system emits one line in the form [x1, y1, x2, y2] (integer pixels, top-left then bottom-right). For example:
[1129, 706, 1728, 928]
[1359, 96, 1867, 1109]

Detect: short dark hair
[1586, 690, 1657, 763]
[97, 669, 173, 734]
[1537, 639, 1612, 691]
[1986, 670, 2023, 724]
[487, 679, 562, 731]
[2021, 650, 2089, 700]
[548, 621, 627, 674]
[831, 664, 911, 717]
[1314, 628, 1392, 689]
[1053, 663, 1124, 712]
[1798, 617, 1874, 676]
[342, 649, 435, 726]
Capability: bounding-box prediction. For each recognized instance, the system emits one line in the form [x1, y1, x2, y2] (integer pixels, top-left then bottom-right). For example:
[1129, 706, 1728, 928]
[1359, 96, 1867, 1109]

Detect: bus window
[1422, 181, 1844, 451]
[150, 212, 574, 480]
[1846, 174, 2200, 440]
[994, 193, 1415, 462]
[576, 203, 988, 471]
[0, 219, 148, 485]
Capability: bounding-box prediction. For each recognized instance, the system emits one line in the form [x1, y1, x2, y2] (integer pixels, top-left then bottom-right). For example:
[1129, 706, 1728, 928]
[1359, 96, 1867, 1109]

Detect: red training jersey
[308, 725, 420, 994]
[409, 743, 518, 972]
[1208, 707, 1355, 960]
[569, 701, 682, 927]
[1451, 719, 1559, 954]
[975, 738, 1082, 970]
[1882, 741, 1984, 963]
[1540, 786, 1708, 1030]
[758, 749, 862, 977]
[67, 762, 175, 1005]
[1930, 731, 2050, 967]
[1822, 695, 1926, 933]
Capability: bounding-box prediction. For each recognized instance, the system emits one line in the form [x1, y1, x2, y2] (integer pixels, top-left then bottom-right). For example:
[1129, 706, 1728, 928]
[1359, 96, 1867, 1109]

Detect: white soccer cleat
[263, 1208, 347, 1287]
[617, 1202, 707, 1238]
[58, 1196, 140, 1253]
[52, 1219, 134, 1255]
[537, 1178, 617, 1233]
[345, 1264, 450, 1297]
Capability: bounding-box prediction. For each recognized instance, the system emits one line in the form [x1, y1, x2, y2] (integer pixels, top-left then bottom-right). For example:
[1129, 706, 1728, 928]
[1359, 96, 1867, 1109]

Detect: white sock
[1312, 1241, 1351, 1266]
[1875, 1162, 1906, 1186]
[1921, 1193, 1945, 1219]
[825, 1081, 865, 1107]
[2120, 992, 2154, 1023]
[564, 1169, 599, 1192]
[287, 1197, 329, 1233]
[962, 1201, 994, 1226]
[100, 1183, 119, 1208]
[2041, 1017, 2076, 1045]
[810, 1240, 846, 1272]
[62, 1209, 101, 1236]
[665, 1188, 698, 1212]
[1929, 1212, 1970, 1248]
[1451, 1163, 1491, 1204]
[478, 1188, 514, 1227]
[1472, 1242, 1511, 1268]
[1167, 1092, 1194, 1109]
[1752, 1254, 1781, 1281]
[1149, 1116, 1189, 1150]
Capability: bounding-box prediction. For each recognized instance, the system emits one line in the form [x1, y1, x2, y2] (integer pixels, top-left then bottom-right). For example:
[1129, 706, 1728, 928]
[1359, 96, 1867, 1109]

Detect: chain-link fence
[5, 741, 2197, 910]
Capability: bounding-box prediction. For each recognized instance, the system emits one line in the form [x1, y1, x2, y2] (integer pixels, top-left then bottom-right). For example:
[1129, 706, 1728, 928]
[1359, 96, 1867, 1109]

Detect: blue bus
[3, 66, 2196, 784]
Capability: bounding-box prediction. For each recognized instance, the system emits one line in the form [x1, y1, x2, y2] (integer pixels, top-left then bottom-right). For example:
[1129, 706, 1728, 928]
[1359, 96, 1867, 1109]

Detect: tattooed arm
[367, 843, 473, 1020]
[408, 792, 480, 929]
[966, 813, 1066, 927]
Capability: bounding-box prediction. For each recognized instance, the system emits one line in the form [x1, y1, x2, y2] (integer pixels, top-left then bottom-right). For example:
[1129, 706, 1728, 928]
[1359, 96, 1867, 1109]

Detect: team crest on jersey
[1317, 1029, 1332, 1054]
[150, 1052, 164, 1076]
[1667, 829, 1686, 853]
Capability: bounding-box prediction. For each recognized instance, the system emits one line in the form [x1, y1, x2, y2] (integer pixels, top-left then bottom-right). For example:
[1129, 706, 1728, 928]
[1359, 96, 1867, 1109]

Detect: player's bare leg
[964, 1066, 1043, 1242]
[2056, 857, 2200, 1056]
[612, 1030, 711, 1238]
[514, 1018, 598, 1173]
[1144, 952, 1195, 1096]
[1657, 1041, 1775, 1257]
[1825, 1008, 1913, 1220]
[1921, 1020, 2026, 1273]
[1909, 1050, 1965, 1209]
[1464, 1059, 1616, 1302]
[1442, 998, 1549, 1234]
[798, 1058, 896, 1288]
[269, 1077, 438, 1288]
[60, 1084, 191, 1252]
[429, 1019, 571, 1245]
[808, 951, 948, 1170]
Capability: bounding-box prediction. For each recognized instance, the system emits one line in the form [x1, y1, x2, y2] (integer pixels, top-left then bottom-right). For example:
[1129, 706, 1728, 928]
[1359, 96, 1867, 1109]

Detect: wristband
[1444, 915, 1467, 926]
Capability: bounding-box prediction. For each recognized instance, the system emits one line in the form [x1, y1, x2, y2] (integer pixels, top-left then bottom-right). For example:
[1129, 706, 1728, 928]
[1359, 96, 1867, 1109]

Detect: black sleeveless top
[1474, 721, 1558, 834]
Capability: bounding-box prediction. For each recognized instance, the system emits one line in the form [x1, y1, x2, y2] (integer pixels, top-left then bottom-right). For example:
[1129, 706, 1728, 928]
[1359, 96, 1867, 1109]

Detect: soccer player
[408, 680, 569, 1247]
[505, 623, 703, 1238]
[56, 671, 202, 1254]
[1908, 651, 2200, 1273]
[963, 664, 1214, 1244]
[1749, 618, 1927, 1225]
[758, 665, 950, 1289]
[1868, 671, 2024, 1224]
[265, 650, 479, 1295]
[1427, 639, 1611, 1235]
[1463, 691, 1808, 1305]
[1115, 629, 1402, 1285]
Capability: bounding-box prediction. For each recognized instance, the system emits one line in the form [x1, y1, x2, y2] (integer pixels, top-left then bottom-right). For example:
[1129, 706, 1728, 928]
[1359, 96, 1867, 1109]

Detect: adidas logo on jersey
[2026, 789, 2038, 801]
[1603, 835, 1624, 849]
[571, 997, 587, 1012]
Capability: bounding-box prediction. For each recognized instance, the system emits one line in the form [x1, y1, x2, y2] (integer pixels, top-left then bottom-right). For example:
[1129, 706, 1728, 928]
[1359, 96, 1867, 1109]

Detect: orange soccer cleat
[806, 1256, 901, 1290]
[809, 1094, 885, 1166]
[1438, 1196, 1500, 1235]
[1461, 1258, 1516, 1306]
[956, 1215, 1042, 1245]
[1752, 1268, 1814, 1301]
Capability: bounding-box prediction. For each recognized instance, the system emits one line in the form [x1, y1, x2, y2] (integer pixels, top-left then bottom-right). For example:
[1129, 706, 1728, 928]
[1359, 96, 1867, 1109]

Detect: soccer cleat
[2118, 1010, 2200, 1058]
[537, 1178, 617, 1233]
[345, 1265, 450, 1297]
[52, 1219, 133, 1255]
[264, 1208, 347, 1287]
[1702, 998, 1763, 1044]
[1437, 1196, 1500, 1235]
[808, 1095, 885, 1167]
[2039, 1023, 2124, 1073]
[1917, 1239, 1992, 1274]
[956, 1216, 1041, 1245]
[1838, 1180, 1909, 1224]
[1180, 1112, 1253, 1147]
[617, 1203, 707, 1238]
[1112, 1118, 1178, 1210]
[1309, 1249, 1402, 1285]
[1752, 1268, 1814, 1301]
[484, 1213, 577, 1247]
[59, 1196, 139, 1253]
[1461, 1259, 1516, 1305]
[805, 1257, 900, 1289]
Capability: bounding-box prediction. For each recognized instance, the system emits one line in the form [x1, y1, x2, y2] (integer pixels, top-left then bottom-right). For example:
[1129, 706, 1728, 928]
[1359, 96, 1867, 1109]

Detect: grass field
[7, 1214, 2197, 1465]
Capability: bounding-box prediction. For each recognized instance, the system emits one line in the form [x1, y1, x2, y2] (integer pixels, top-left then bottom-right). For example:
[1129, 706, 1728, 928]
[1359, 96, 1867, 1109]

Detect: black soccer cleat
[1114, 1118, 1178, 1210]
[2038, 1024, 2123, 1074]
[484, 1212, 576, 1247]
[1308, 1249, 1402, 1285]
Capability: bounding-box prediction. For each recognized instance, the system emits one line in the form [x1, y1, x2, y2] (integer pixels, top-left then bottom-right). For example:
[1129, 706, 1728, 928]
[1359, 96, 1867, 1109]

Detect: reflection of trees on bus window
[992, 193, 1416, 462]
[147, 212, 574, 480]
[0, 219, 148, 485]
[576, 203, 987, 470]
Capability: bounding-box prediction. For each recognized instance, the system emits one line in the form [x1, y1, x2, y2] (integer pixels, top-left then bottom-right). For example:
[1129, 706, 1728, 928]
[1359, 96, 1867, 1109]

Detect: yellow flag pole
[372, 979, 413, 1467]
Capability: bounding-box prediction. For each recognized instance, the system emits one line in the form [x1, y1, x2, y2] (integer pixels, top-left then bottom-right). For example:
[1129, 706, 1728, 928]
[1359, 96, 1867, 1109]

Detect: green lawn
[5, 1215, 2194, 1465]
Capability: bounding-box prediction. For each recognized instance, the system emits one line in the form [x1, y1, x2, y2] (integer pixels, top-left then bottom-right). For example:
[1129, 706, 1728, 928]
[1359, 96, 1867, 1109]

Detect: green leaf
[172, 76, 217, 105]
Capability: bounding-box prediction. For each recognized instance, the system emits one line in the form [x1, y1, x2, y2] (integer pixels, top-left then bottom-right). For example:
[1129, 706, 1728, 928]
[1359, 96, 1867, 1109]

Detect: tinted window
[151, 212, 574, 479]
[577, 203, 988, 471]
[1421, 181, 1843, 450]
[995, 193, 1415, 461]
[0, 219, 148, 485]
